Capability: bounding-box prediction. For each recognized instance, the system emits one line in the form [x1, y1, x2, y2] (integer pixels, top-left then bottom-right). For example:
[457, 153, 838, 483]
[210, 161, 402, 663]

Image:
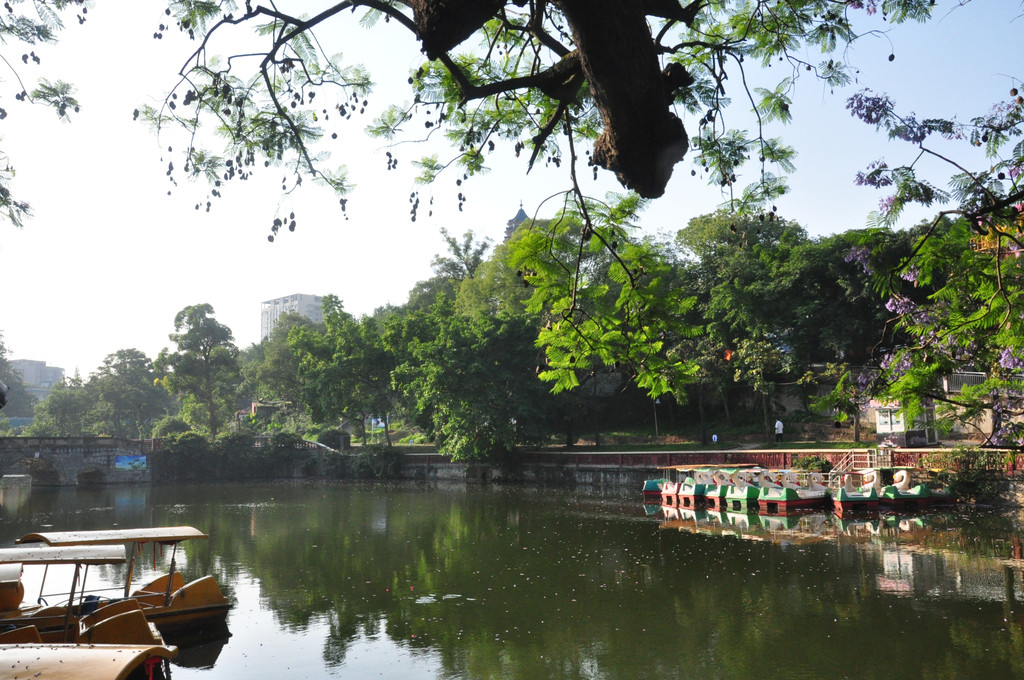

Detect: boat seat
[0, 625, 42, 643]
[79, 608, 164, 645]
[133, 571, 186, 597]
[32, 605, 69, 619]
[168, 575, 228, 607]
[79, 597, 141, 629]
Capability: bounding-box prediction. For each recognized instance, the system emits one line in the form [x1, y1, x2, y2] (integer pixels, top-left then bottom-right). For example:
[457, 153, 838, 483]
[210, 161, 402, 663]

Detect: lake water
[2, 481, 1024, 679]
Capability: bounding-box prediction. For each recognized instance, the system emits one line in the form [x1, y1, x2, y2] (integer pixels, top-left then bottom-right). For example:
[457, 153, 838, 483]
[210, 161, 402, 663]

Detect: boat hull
[642, 478, 667, 504]
[131, 575, 231, 642]
[832, 486, 880, 517]
[659, 480, 708, 509]
[832, 498, 880, 517]
[725, 486, 761, 511]
[880, 484, 930, 510]
[759, 495, 829, 515]
[757, 487, 829, 515]
[705, 487, 730, 511]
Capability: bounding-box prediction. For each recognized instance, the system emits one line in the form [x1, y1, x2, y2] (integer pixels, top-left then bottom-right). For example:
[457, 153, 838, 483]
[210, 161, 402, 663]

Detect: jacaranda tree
[137, 1, 986, 404]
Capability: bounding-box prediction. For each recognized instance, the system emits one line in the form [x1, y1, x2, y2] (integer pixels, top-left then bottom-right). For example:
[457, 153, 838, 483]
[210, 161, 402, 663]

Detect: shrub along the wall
[920, 446, 1007, 503]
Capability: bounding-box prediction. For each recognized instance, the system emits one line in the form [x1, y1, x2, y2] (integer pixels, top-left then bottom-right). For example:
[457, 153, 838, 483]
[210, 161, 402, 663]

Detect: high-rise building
[261, 294, 324, 340]
[10, 359, 65, 403]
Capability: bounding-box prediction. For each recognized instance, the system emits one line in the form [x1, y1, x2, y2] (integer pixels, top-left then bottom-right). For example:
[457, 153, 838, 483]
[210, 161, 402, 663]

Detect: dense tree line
[2, 3, 1020, 455]
[2, 210, 946, 457]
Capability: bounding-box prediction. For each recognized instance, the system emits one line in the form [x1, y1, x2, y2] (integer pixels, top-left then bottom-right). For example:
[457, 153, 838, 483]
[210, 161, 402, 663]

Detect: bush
[152, 415, 191, 438]
[268, 431, 305, 455]
[153, 429, 331, 481]
[792, 455, 833, 473]
[310, 427, 344, 450]
[349, 444, 402, 479]
[214, 432, 256, 456]
[155, 431, 212, 480]
[165, 431, 210, 455]
[920, 446, 1006, 503]
[22, 419, 59, 437]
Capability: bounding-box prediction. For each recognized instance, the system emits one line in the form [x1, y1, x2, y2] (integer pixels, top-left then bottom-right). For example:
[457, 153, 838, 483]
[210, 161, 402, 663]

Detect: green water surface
[1, 481, 1022, 680]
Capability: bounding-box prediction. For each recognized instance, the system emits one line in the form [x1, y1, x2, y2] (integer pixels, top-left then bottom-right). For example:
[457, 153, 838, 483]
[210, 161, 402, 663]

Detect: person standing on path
[775, 419, 783, 443]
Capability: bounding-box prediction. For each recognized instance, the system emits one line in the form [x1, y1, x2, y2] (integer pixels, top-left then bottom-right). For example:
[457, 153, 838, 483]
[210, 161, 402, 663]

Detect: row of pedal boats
[0, 525, 230, 680]
[644, 464, 954, 516]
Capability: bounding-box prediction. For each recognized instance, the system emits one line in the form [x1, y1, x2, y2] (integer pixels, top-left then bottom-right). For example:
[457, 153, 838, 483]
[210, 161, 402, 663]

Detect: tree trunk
[411, 0, 505, 60]
[719, 383, 731, 424]
[698, 381, 708, 445]
[762, 392, 770, 442]
[205, 391, 219, 438]
[557, 0, 688, 198]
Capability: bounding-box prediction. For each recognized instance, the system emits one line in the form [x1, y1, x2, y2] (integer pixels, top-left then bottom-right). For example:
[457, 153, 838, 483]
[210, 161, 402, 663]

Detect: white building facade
[10, 359, 65, 403]
[261, 294, 324, 340]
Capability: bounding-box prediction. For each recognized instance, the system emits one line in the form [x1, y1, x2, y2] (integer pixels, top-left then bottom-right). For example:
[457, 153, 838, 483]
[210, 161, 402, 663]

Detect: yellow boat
[0, 642, 177, 680]
[0, 545, 166, 645]
[16, 527, 230, 643]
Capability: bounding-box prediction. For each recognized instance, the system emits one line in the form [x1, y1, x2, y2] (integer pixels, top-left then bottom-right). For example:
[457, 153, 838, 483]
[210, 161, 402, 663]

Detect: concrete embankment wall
[397, 450, 1024, 507]
[397, 452, 669, 488]
[398, 457, 656, 488]
[395, 449, 877, 486]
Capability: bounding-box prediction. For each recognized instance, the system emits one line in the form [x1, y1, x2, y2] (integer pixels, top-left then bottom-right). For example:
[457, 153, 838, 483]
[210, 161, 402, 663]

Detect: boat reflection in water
[658, 503, 942, 546]
[656, 503, 1024, 603]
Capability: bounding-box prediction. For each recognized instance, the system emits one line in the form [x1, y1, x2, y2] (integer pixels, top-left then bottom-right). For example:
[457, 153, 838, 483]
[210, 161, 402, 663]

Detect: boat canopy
[0, 562, 22, 583]
[0, 544, 127, 566]
[17, 526, 208, 546]
[656, 463, 761, 472]
[0, 643, 178, 680]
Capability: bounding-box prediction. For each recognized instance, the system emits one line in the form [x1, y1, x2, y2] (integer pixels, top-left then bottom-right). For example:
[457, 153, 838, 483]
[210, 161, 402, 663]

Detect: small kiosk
[871, 401, 939, 447]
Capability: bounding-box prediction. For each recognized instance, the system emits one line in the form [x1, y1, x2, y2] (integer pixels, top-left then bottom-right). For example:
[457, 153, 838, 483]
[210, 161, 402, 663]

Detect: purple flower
[848, 1, 879, 16]
[880, 351, 911, 377]
[846, 90, 894, 127]
[1000, 348, 1024, 371]
[854, 160, 893, 187]
[890, 114, 931, 144]
[885, 296, 916, 316]
[878, 195, 896, 214]
[844, 246, 873, 274]
[855, 371, 871, 391]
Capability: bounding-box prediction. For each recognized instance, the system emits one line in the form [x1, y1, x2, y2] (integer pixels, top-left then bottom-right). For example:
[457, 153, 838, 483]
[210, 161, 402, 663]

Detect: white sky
[1, 1, 1020, 377]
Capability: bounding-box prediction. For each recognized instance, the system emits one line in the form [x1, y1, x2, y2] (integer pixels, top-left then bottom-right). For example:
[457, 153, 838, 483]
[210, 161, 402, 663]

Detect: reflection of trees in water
[5, 484, 1024, 678]
[322, 605, 371, 666]
[186, 488, 1024, 678]
[251, 488, 1024, 677]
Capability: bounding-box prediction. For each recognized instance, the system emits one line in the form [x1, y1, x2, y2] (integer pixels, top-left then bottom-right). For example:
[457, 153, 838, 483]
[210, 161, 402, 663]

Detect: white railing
[828, 448, 891, 489]
[942, 371, 987, 393]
